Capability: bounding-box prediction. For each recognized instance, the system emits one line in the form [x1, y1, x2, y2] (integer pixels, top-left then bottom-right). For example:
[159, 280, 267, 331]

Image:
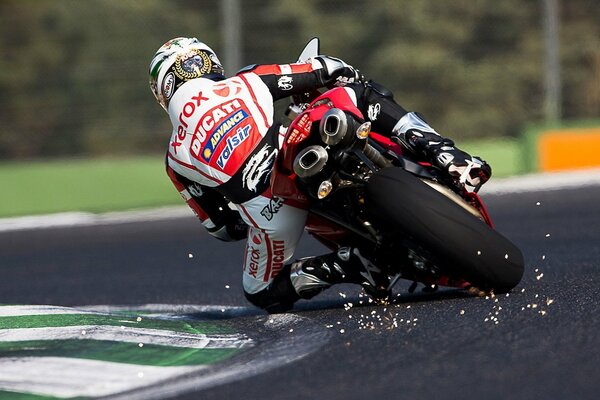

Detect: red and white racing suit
[164, 60, 481, 311]
[165, 62, 362, 298]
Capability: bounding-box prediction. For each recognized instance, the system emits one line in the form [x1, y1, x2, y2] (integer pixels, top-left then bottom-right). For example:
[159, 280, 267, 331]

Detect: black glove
[314, 55, 362, 87]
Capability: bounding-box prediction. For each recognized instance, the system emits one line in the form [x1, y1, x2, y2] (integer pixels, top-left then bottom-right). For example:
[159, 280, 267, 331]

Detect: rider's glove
[313, 55, 362, 87]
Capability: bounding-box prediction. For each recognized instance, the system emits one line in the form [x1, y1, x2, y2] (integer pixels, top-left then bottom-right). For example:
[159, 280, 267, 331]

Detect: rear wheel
[365, 168, 524, 292]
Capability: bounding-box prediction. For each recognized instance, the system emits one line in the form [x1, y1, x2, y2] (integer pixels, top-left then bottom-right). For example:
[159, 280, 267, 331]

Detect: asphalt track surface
[1, 183, 600, 399]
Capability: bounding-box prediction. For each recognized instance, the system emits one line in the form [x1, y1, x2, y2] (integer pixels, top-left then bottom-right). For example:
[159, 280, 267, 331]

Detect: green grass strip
[0, 156, 180, 218]
[460, 137, 523, 177]
[0, 340, 239, 367]
[0, 391, 67, 400]
[0, 313, 230, 335]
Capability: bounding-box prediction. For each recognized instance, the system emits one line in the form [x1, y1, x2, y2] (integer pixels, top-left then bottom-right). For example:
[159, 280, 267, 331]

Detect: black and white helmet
[149, 37, 224, 111]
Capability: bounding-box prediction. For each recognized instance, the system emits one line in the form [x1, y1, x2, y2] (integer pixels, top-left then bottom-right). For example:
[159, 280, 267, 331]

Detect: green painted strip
[0, 340, 238, 367]
[0, 390, 66, 400]
[0, 314, 228, 335]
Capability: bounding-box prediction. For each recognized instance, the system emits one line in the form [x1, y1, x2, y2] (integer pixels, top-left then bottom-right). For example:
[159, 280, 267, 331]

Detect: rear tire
[365, 168, 524, 292]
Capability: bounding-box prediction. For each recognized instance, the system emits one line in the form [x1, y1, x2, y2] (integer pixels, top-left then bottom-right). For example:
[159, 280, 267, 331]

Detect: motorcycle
[270, 38, 524, 297]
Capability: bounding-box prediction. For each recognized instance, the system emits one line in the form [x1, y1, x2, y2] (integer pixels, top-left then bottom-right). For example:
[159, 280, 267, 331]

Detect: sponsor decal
[247, 247, 260, 278]
[187, 182, 204, 197]
[241, 144, 277, 192]
[190, 99, 243, 157]
[213, 81, 243, 97]
[260, 197, 284, 221]
[201, 109, 249, 162]
[368, 103, 381, 121]
[162, 72, 176, 100]
[270, 240, 286, 280]
[252, 232, 262, 245]
[215, 124, 251, 169]
[334, 76, 354, 86]
[172, 91, 209, 154]
[277, 76, 293, 90]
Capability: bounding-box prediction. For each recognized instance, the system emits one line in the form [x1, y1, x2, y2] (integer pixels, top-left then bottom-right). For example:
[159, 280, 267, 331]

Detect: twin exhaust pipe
[293, 108, 350, 178]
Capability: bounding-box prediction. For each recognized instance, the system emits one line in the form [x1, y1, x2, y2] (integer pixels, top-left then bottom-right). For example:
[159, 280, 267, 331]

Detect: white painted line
[0, 325, 252, 349]
[0, 206, 192, 232]
[0, 305, 97, 317]
[481, 168, 600, 195]
[0, 356, 201, 398]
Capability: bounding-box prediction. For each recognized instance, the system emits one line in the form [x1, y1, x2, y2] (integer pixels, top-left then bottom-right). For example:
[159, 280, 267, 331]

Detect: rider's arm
[237, 56, 359, 101]
[166, 165, 248, 242]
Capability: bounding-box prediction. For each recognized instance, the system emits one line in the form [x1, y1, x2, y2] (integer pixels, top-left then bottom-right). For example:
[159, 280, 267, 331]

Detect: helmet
[149, 37, 224, 111]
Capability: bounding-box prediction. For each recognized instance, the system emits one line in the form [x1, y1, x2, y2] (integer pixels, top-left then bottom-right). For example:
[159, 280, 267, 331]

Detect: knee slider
[244, 264, 299, 313]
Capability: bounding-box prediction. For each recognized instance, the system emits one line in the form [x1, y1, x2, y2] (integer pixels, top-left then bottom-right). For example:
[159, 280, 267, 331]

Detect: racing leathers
[165, 58, 490, 313]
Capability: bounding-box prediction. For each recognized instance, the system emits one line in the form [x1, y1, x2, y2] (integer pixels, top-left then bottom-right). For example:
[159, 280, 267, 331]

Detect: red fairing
[272, 88, 364, 204]
[370, 132, 404, 155]
[464, 191, 494, 228]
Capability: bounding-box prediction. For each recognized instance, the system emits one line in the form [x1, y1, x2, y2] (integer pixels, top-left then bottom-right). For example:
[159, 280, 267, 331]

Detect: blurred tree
[0, 0, 598, 159]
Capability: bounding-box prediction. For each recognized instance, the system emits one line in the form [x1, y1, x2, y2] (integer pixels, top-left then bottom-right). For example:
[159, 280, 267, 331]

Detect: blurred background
[0, 0, 599, 216]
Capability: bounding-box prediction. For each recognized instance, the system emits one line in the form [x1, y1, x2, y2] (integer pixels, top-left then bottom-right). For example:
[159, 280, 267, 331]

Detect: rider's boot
[392, 112, 491, 187]
[289, 247, 391, 301]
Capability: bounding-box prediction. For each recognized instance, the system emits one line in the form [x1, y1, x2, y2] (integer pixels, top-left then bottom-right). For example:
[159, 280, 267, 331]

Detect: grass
[0, 138, 522, 218]
[460, 137, 524, 178]
[0, 156, 180, 218]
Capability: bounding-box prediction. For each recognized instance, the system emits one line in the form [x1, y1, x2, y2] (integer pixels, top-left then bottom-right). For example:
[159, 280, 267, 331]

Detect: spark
[188, 253, 194, 258]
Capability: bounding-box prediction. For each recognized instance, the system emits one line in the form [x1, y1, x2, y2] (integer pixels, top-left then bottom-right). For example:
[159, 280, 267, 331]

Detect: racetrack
[1, 175, 599, 399]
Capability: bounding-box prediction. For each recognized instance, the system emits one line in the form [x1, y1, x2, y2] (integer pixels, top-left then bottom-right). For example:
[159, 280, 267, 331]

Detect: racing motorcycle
[271, 38, 524, 297]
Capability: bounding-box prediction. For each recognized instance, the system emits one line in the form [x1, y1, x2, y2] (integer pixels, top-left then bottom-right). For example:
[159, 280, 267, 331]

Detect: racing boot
[392, 112, 492, 187]
[289, 247, 391, 301]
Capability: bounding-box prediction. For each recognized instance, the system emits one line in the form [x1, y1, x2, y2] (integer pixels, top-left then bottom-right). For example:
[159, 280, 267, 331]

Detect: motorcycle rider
[149, 37, 491, 312]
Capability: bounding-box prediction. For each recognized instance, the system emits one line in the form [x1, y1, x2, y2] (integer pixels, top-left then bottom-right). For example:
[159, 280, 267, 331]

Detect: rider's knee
[243, 264, 299, 313]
